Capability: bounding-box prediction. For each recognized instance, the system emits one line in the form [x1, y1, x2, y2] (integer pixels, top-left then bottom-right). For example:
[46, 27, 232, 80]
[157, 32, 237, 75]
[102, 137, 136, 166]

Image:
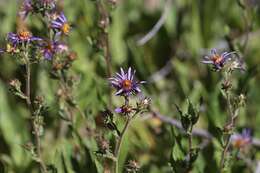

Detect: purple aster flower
[231, 129, 252, 148]
[19, 0, 56, 19]
[51, 12, 70, 35]
[7, 31, 42, 46]
[41, 41, 68, 60]
[202, 48, 236, 71]
[109, 67, 145, 96]
[19, 0, 33, 19]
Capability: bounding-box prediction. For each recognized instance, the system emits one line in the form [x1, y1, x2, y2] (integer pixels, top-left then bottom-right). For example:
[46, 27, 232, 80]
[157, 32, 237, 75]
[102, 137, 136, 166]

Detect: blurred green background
[0, 0, 260, 172]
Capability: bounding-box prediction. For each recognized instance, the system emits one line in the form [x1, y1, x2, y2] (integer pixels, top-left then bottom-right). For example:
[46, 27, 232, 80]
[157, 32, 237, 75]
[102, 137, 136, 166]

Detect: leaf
[212, 126, 224, 147]
[188, 100, 199, 125]
[174, 103, 183, 117]
[170, 143, 188, 173]
[180, 114, 191, 132]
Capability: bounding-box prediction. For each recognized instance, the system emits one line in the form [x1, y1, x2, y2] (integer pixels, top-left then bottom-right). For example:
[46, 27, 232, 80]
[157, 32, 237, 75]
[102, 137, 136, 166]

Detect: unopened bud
[126, 160, 140, 173]
[9, 79, 21, 90]
[221, 80, 232, 91]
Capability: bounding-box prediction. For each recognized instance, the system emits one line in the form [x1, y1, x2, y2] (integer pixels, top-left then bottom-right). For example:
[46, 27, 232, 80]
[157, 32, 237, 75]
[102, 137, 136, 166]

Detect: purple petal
[115, 107, 122, 113]
[43, 51, 53, 60]
[51, 21, 63, 28]
[115, 89, 123, 96]
[59, 13, 67, 23]
[135, 87, 141, 92]
[31, 36, 42, 41]
[201, 60, 213, 64]
[127, 67, 132, 80]
[210, 48, 217, 55]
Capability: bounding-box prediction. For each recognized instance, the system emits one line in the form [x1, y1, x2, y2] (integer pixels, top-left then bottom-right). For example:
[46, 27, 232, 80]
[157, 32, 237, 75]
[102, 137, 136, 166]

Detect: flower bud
[9, 79, 21, 91]
[126, 160, 140, 173]
[221, 80, 232, 91]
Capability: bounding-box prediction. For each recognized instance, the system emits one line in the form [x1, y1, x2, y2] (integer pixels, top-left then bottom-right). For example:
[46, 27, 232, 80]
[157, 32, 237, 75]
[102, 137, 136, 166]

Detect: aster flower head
[51, 12, 71, 36]
[231, 129, 252, 148]
[109, 67, 145, 96]
[137, 95, 151, 111]
[126, 160, 140, 173]
[41, 40, 68, 60]
[7, 31, 42, 46]
[202, 48, 236, 71]
[19, 0, 56, 19]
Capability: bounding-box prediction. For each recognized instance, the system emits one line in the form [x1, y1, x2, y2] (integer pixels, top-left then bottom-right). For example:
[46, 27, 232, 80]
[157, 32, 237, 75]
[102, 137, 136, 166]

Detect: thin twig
[148, 59, 173, 83]
[149, 110, 260, 147]
[150, 110, 213, 139]
[219, 135, 231, 172]
[96, 0, 112, 108]
[219, 71, 237, 172]
[137, 0, 171, 46]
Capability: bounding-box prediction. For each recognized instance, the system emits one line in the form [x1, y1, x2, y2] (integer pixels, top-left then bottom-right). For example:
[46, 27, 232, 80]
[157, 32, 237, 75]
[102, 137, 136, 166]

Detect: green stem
[25, 53, 47, 173]
[219, 89, 234, 172]
[25, 54, 31, 107]
[114, 116, 132, 173]
[188, 127, 193, 163]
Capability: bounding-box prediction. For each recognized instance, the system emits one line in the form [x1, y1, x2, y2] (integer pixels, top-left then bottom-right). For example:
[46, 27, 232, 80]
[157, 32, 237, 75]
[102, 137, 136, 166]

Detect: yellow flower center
[18, 31, 31, 40]
[62, 23, 70, 35]
[233, 139, 247, 148]
[122, 80, 132, 90]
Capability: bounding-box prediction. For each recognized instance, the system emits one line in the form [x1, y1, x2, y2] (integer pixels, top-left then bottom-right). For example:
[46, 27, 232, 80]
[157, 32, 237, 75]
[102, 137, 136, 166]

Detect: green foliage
[0, 0, 260, 172]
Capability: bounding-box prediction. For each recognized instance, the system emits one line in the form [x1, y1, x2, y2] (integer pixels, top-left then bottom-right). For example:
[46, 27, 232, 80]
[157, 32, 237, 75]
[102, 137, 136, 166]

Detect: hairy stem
[219, 90, 234, 172]
[25, 55, 31, 107]
[33, 120, 47, 173]
[219, 135, 231, 172]
[25, 55, 47, 173]
[96, 0, 112, 108]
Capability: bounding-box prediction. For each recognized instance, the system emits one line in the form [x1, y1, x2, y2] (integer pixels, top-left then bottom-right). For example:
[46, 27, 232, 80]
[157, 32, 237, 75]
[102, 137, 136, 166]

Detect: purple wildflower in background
[202, 48, 236, 71]
[7, 31, 42, 46]
[109, 67, 145, 96]
[51, 13, 70, 35]
[19, 0, 33, 19]
[231, 129, 252, 148]
[19, 0, 56, 19]
[41, 41, 68, 60]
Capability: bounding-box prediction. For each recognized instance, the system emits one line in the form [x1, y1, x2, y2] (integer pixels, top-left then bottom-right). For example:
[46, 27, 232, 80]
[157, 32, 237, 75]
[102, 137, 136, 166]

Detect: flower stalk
[219, 72, 238, 172]
[24, 49, 47, 173]
[109, 67, 147, 173]
[114, 116, 131, 173]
